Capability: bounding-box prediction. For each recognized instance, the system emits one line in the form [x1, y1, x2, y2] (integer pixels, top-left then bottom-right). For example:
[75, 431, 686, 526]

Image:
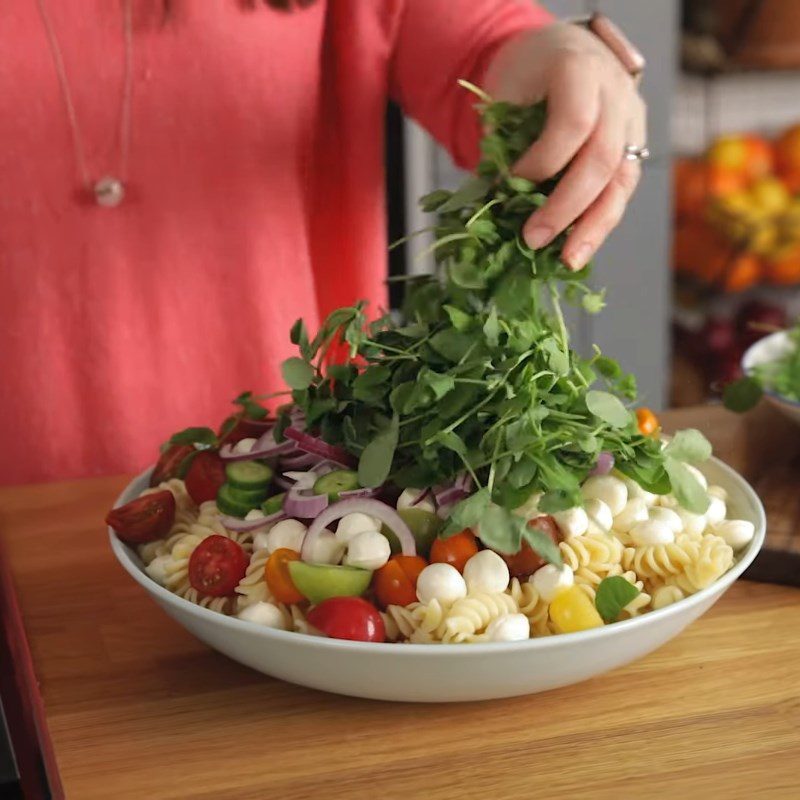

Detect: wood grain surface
[1, 405, 799, 800]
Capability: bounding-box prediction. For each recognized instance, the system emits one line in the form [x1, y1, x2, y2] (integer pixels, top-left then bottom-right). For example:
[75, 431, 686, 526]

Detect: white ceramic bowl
[741, 330, 800, 426]
[109, 457, 765, 703]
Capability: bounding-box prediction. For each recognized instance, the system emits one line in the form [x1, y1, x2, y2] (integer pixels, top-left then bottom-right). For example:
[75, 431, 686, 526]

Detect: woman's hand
[484, 22, 647, 270]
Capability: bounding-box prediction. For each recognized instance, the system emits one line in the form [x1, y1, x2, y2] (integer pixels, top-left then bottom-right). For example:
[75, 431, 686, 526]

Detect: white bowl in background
[741, 330, 800, 426]
[109, 457, 765, 703]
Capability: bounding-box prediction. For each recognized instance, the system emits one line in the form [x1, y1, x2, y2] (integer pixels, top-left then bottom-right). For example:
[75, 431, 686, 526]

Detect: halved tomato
[372, 555, 428, 608]
[501, 515, 560, 579]
[150, 443, 195, 486]
[188, 535, 249, 597]
[184, 451, 226, 505]
[106, 491, 176, 544]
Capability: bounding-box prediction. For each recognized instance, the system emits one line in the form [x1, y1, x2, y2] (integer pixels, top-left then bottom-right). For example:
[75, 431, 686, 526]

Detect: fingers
[512, 55, 601, 182]
[523, 95, 627, 250]
[561, 159, 642, 270]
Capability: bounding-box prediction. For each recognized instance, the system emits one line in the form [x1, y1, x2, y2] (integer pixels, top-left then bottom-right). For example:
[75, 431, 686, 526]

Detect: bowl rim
[109, 454, 766, 656]
[741, 330, 800, 410]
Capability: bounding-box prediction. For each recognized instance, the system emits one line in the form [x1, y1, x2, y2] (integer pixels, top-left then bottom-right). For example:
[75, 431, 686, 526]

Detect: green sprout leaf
[168, 427, 219, 450]
[664, 457, 710, 514]
[441, 489, 491, 537]
[357, 415, 399, 488]
[723, 377, 763, 412]
[595, 576, 641, 623]
[281, 357, 315, 390]
[585, 390, 631, 428]
[664, 429, 712, 464]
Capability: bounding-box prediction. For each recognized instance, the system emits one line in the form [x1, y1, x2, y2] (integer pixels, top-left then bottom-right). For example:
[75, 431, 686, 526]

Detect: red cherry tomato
[218, 413, 271, 445]
[265, 548, 305, 604]
[373, 555, 428, 609]
[307, 597, 386, 643]
[106, 490, 176, 545]
[430, 530, 478, 573]
[150, 444, 195, 486]
[188, 535, 249, 597]
[184, 451, 226, 505]
[502, 515, 560, 579]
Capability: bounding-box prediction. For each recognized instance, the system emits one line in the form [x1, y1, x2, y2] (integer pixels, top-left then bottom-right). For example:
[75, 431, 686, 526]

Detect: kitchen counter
[1, 404, 799, 800]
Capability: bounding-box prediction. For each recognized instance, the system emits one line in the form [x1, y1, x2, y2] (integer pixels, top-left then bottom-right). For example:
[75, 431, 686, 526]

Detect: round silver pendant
[94, 176, 126, 208]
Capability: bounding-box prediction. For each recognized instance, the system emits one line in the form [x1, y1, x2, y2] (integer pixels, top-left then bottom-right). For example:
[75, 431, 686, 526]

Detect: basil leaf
[441, 488, 491, 537]
[595, 576, 641, 623]
[664, 457, 710, 514]
[664, 429, 712, 464]
[585, 390, 631, 428]
[474, 504, 522, 555]
[281, 357, 315, 390]
[357, 415, 398, 488]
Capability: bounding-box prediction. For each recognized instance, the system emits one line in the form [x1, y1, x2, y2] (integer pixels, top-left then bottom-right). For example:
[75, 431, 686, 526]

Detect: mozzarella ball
[514, 491, 542, 521]
[232, 437, 258, 455]
[652, 585, 684, 610]
[585, 498, 613, 535]
[708, 485, 728, 502]
[335, 512, 382, 545]
[245, 508, 265, 521]
[713, 519, 755, 550]
[237, 601, 288, 629]
[145, 554, 172, 586]
[486, 613, 530, 642]
[618, 474, 657, 507]
[648, 506, 684, 534]
[266, 519, 307, 554]
[581, 475, 628, 516]
[416, 563, 467, 605]
[613, 497, 649, 534]
[343, 530, 391, 571]
[685, 464, 708, 491]
[253, 530, 271, 552]
[553, 506, 589, 539]
[462, 550, 510, 594]
[675, 507, 707, 538]
[530, 563, 574, 603]
[629, 519, 675, 546]
[705, 495, 727, 527]
[657, 493, 679, 509]
[306, 529, 345, 565]
[397, 487, 436, 515]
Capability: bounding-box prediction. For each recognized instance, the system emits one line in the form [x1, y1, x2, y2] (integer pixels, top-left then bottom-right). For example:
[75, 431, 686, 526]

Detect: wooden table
[2, 405, 800, 800]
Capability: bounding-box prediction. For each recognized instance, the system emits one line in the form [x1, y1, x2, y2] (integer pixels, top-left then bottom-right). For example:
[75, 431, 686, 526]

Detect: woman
[0, 0, 646, 484]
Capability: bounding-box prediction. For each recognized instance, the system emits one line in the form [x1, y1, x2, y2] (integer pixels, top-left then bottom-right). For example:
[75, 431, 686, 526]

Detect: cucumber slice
[225, 460, 273, 490]
[261, 492, 286, 516]
[382, 508, 442, 556]
[225, 484, 268, 505]
[312, 469, 360, 501]
[288, 561, 372, 605]
[216, 483, 257, 518]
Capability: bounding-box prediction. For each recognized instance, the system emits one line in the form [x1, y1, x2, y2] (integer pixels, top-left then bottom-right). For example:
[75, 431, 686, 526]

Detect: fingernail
[564, 243, 593, 271]
[524, 224, 553, 250]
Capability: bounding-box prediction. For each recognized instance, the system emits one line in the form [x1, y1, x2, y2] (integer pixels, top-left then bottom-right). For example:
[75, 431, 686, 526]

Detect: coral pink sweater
[0, 0, 549, 485]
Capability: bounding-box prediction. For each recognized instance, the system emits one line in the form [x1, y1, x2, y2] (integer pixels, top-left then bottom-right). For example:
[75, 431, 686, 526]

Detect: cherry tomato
[184, 450, 226, 505]
[307, 596, 386, 643]
[188, 535, 249, 597]
[502, 515, 560, 579]
[430, 530, 478, 573]
[218, 413, 271, 445]
[372, 555, 428, 608]
[636, 408, 660, 437]
[106, 490, 176, 544]
[150, 444, 195, 486]
[265, 548, 305, 604]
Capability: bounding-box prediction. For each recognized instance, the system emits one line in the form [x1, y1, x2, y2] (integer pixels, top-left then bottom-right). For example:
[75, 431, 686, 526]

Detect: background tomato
[188, 535, 248, 597]
[184, 450, 226, 505]
[373, 555, 427, 608]
[636, 407, 660, 436]
[502, 516, 560, 579]
[265, 548, 305, 604]
[430, 530, 478, 573]
[150, 444, 195, 486]
[307, 596, 386, 642]
[106, 491, 176, 544]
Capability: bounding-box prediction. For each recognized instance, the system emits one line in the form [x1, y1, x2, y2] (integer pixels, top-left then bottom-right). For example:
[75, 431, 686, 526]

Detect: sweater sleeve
[388, 0, 553, 170]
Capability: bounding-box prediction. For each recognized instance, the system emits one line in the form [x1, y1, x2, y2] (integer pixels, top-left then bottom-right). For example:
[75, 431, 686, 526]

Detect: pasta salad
[107, 86, 755, 644]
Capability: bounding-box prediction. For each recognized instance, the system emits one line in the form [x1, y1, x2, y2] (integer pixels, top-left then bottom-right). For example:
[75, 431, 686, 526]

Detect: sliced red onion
[285, 478, 329, 519]
[280, 451, 319, 470]
[437, 503, 454, 520]
[219, 427, 295, 461]
[283, 427, 357, 469]
[454, 472, 473, 493]
[590, 451, 615, 476]
[220, 510, 286, 531]
[301, 499, 416, 561]
[435, 487, 468, 508]
[273, 475, 295, 491]
[339, 486, 382, 499]
[411, 487, 432, 507]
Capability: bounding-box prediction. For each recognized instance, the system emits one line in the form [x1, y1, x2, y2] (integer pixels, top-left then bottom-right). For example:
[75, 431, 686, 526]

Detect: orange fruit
[720, 252, 761, 293]
[674, 158, 709, 218]
[707, 136, 749, 172]
[707, 165, 748, 197]
[764, 247, 800, 286]
[775, 124, 800, 192]
[742, 136, 775, 181]
[672, 220, 734, 283]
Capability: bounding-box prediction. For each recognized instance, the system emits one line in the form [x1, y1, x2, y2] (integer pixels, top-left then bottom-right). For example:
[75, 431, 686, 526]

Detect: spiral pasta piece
[438, 593, 519, 643]
[235, 549, 272, 611]
[507, 578, 550, 636]
[666, 534, 734, 593]
[560, 532, 623, 585]
[622, 534, 698, 581]
[141, 478, 195, 513]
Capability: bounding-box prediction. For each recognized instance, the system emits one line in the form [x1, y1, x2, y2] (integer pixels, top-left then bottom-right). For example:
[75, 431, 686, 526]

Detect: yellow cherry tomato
[549, 586, 604, 634]
[636, 408, 660, 437]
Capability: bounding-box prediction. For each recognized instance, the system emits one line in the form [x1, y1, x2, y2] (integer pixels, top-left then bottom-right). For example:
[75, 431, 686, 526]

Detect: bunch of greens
[724, 322, 800, 411]
[279, 82, 711, 562]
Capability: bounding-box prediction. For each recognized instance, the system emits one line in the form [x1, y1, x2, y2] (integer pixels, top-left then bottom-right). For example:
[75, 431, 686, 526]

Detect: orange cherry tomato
[372, 555, 428, 609]
[502, 516, 560, 579]
[430, 530, 478, 573]
[265, 548, 305, 604]
[636, 407, 660, 436]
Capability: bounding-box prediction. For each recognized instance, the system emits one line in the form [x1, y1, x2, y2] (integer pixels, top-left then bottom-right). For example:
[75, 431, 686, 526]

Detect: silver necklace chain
[35, 0, 134, 207]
